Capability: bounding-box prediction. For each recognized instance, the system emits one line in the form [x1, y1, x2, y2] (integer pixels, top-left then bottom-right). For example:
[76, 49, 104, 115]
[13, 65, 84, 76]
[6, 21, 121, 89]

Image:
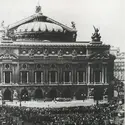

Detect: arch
[3, 88, 11, 100]
[34, 88, 43, 99]
[75, 87, 88, 100]
[48, 88, 57, 100]
[21, 88, 29, 101]
[62, 88, 71, 98]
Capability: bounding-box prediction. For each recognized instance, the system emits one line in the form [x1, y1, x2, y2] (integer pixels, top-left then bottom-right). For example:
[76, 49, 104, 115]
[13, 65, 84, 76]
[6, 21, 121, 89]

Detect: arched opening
[34, 88, 43, 99]
[3, 89, 11, 100]
[75, 87, 88, 100]
[62, 88, 71, 98]
[48, 88, 57, 100]
[21, 88, 29, 101]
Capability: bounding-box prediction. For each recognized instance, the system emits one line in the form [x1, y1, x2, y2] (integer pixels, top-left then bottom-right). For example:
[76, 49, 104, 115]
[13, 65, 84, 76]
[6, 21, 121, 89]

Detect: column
[16, 63, 19, 84]
[59, 66, 62, 84]
[55, 72, 57, 83]
[35, 72, 37, 84]
[88, 64, 90, 84]
[46, 68, 48, 84]
[102, 65, 104, 83]
[63, 72, 65, 84]
[10, 72, 11, 83]
[41, 72, 43, 84]
[83, 71, 85, 83]
[74, 67, 77, 84]
[49, 72, 51, 84]
[94, 72, 95, 84]
[1, 67, 2, 83]
[90, 67, 93, 84]
[105, 66, 107, 83]
[69, 71, 71, 84]
[20, 72, 22, 84]
[4, 72, 5, 84]
[100, 71, 101, 83]
[27, 72, 28, 83]
[77, 72, 79, 84]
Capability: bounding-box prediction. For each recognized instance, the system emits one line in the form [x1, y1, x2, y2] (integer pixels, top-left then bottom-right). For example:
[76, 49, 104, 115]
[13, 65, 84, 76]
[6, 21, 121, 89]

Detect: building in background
[110, 46, 125, 84]
[0, 4, 115, 101]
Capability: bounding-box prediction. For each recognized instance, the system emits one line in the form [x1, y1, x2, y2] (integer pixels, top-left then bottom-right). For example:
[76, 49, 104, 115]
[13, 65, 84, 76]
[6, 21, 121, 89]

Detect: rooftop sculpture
[91, 26, 101, 41]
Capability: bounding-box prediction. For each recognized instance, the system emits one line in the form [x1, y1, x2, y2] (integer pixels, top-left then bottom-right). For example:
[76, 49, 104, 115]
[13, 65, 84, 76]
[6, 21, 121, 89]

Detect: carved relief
[0, 49, 18, 60]
[29, 49, 34, 58]
[58, 49, 63, 58]
[72, 49, 77, 58]
[43, 49, 48, 58]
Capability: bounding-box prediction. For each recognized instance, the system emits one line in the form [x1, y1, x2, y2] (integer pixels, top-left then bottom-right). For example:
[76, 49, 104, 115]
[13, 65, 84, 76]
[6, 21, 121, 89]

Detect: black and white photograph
[0, 0, 124, 125]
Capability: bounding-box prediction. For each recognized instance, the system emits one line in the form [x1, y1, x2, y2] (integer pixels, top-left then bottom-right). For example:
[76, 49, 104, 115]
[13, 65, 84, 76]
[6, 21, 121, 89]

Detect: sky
[0, 0, 124, 52]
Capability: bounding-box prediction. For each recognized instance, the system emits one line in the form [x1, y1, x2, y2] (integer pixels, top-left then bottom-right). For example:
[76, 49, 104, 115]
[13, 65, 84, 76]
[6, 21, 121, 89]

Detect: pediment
[0, 52, 18, 60]
[89, 52, 115, 60]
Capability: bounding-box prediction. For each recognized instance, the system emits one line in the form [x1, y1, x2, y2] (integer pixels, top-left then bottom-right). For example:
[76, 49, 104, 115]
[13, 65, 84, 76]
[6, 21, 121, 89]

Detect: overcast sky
[0, 0, 124, 52]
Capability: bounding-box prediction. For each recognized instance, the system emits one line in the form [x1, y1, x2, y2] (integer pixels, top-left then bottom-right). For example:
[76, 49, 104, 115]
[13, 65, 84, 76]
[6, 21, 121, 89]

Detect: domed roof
[8, 5, 77, 42]
[16, 22, 63, 33]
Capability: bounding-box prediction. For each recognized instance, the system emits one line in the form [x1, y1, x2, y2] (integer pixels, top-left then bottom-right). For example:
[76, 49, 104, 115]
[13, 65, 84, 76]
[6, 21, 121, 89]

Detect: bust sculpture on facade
[91, 26, 101, 41]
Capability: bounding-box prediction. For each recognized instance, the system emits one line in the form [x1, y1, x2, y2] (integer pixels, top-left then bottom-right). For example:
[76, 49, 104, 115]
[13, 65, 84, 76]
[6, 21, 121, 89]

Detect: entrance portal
[34, 88, 43, 99]
[21, 89, 28, 101]
[75, 87, 88, 100]
[62, 88, 71, 98]
[3, 89, 11, 100]
[48, 88, 57, 99]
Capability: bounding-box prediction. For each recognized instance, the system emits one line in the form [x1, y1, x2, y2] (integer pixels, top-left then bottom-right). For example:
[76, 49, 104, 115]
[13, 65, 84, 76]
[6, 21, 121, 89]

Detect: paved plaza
[1, 99, 107, 108]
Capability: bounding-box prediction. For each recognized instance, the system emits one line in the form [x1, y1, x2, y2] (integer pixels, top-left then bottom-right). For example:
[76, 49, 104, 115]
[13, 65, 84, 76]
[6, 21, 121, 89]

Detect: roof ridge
[8, 13, 77, 33]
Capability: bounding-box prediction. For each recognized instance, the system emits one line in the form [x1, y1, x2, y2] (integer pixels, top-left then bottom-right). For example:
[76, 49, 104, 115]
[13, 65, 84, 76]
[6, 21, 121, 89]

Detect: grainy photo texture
[0, 0, 124, 125]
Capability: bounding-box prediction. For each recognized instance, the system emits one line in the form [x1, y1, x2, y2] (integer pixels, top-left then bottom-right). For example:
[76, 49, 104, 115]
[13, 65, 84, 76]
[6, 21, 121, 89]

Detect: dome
[16, 22, 63, 33]
[8, 5, 77, 42]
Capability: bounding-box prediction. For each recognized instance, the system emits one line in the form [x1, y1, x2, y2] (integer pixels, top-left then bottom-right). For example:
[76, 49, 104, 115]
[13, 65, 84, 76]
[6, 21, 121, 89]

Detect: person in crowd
[0, 98, 123, 125]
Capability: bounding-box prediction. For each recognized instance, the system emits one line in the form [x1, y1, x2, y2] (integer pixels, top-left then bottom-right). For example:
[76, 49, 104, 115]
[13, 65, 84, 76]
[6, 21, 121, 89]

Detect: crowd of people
[0, 99, 124, 125]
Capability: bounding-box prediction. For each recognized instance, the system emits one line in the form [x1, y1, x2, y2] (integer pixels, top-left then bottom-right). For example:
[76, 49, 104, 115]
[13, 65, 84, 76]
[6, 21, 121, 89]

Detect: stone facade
[110, 47, 125, 83]
[0, 5, 115, 101]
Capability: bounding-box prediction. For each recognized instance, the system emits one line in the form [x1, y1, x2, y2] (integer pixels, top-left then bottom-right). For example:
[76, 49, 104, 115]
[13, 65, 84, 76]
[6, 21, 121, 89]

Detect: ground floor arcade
[0, 85, 109, 101]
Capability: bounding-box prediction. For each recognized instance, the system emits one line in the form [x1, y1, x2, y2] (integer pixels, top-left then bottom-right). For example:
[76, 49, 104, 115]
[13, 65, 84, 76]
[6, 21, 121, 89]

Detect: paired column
[102, 65, 104, 83]
[102, 63, 107, 84]
[3, 72, 5, 84]
[41, 72, 43, 84]
[10, 72, 12, 83]
[69, 71, 72, 84]
[87, 64, 90, 84]
[20, 72, 22, 84]
[105, 66, 107, 83]
[27, 72, 29, 83]
[35, 72, 37, 83]
[55, 72, 57, 83]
